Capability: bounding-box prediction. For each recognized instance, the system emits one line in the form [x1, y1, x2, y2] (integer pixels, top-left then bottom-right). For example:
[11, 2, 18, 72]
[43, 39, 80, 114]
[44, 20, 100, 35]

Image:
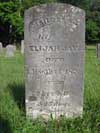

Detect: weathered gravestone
[24, 3, 85, 119]
[6, 45, 16, 57]
[21, 40, 24, 54]
[0, 42, 3, 53]
[97, 43, 100, 58]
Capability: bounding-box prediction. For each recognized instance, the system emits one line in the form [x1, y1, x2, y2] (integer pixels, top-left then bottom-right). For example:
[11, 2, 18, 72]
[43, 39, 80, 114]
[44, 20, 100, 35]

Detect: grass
[0, 46, 100, 133]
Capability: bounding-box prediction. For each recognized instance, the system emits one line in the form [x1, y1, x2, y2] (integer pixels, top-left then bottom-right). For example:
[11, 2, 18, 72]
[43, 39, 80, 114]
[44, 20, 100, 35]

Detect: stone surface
[0, 42, 3, 53]
[24, 3, 85, 119]
[21, 40, 24, 54]
[6, 45, 16, 57]
[97, 43, 100, 58]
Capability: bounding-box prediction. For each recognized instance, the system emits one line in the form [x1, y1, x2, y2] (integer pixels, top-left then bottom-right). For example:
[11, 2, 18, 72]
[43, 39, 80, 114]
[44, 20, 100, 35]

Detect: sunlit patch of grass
[0, 46, 100, 132]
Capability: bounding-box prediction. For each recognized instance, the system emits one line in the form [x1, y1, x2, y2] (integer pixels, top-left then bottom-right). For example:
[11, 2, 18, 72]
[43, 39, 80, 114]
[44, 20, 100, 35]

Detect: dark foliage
[0, 0, 100, 45]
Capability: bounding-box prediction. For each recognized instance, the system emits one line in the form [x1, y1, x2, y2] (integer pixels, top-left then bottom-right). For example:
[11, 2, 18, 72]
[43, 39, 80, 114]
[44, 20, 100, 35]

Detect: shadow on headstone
[0, 116, 12, 133]
[8, 83, 25, 111]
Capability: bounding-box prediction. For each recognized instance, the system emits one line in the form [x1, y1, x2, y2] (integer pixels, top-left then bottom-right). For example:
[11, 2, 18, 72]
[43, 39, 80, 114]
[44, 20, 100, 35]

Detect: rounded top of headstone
[6, 45, 16, 50]
[25, 3, 85, 17]
[6, 44, 13, 48]
[0, 42, 2, 45]
[0, 42, 2, 49]
[21, 40, 24, 43]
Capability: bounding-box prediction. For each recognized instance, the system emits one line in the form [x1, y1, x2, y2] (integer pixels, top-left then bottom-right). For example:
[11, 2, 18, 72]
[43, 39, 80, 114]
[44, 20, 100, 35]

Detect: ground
[0, 46, 100, 133]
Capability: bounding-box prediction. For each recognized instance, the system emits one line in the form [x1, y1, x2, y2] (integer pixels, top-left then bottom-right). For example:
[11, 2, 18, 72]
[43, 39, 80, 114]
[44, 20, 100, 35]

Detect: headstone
[97, 43, 100, 58]
[0, 42, 3, 53]
[21, 40, 24, 54]
[24, 4, 85, 119]
[6, 45, 16, 57]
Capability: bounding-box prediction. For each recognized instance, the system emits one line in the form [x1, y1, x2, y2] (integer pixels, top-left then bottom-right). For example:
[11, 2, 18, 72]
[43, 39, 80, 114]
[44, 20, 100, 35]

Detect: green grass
[0, 46, 100, 133]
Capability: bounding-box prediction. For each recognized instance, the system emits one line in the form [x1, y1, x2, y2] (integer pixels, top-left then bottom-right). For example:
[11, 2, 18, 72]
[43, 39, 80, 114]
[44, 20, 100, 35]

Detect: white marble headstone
[21, 40, 24, 54]
[97, 43, 100, 59]
[0, 42, 3, 53]
[6, 45, 16, 57]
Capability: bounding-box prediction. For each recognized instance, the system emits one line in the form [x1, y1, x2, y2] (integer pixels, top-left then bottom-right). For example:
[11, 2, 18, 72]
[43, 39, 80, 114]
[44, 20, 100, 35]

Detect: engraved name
[29, 45, 83, 52]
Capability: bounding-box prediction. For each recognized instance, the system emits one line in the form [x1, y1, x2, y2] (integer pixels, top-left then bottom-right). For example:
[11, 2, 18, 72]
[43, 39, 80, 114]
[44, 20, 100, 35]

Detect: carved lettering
[29, 45, 84, 52]
[30, 15, 66, 31]
[45, 58, 64, 62]
[26, 67, 78, 77]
